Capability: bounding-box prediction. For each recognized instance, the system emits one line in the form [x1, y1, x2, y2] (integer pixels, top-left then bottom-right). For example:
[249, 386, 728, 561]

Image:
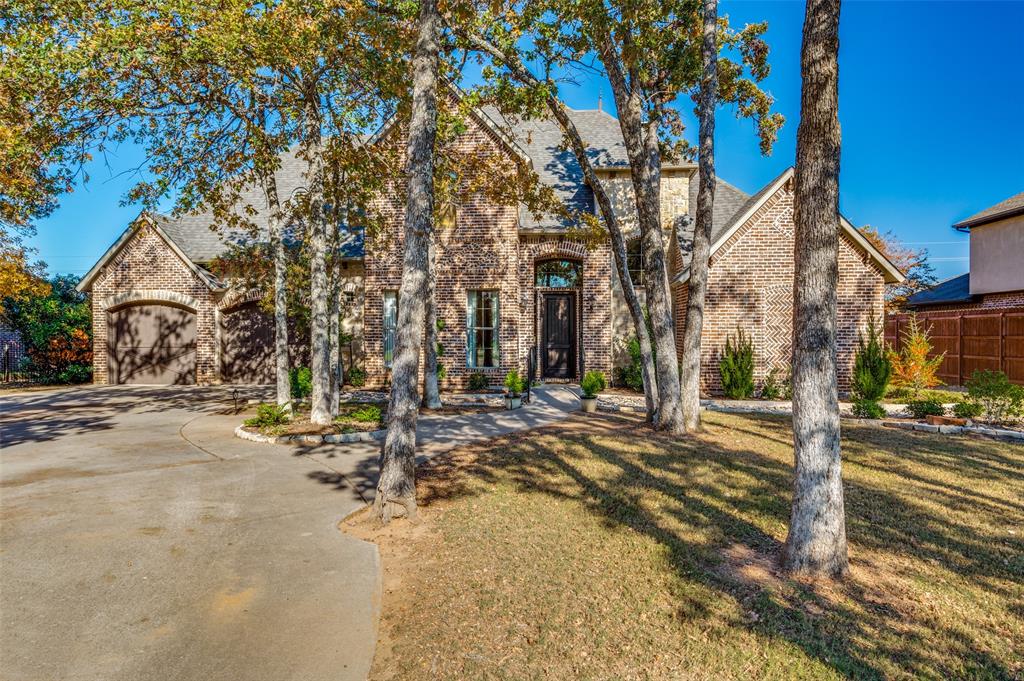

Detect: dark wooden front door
[542, 293, 576, 378]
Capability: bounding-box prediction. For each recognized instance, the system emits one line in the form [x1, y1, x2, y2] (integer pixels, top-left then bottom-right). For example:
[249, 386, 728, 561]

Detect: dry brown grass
[346, 411, 1024, 681]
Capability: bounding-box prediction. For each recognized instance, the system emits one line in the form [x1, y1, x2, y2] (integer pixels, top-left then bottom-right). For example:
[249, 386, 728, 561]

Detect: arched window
[626, 240, 644, 286]
[535, 260, 582, 288]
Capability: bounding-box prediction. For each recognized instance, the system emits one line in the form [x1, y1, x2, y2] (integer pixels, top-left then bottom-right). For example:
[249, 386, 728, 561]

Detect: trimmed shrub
[852, 399, 886, 420]
[581, 370, 607, 398]
[760, 368, 783, 401]
[245, 403, 290, 428]
[504, 369, 525, 395]
[719, 330, 754, 400]
[290, 366, 312, 399]
[347, 366, 367, 388]
[614, 336, 644, 392]
[965, 370, 1024, 422]
[852, 319, 891, 401]
[953, 400, 983, 419]
[907, 399, 945, 419]
[468, 371, 489, 391]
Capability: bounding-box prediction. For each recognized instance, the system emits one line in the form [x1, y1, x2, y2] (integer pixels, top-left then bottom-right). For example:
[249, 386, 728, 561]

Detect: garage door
[220, 302, 274, 384]
[108, 304, 197, 384]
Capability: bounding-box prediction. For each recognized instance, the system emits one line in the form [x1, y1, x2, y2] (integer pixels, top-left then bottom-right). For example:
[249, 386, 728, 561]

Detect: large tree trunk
[422, 236, 442, 409]
[680, 0, 718, 431]
[782, 0, 848, 579]
[308, 209, 331, 425]
[599, 42, 683, 434]
[329, 256, 343, 416]
[461, 31, 658, 422]
[305, 96, 331, 426]
[376, 0, 439, 523]
[263, 174, 291, 409]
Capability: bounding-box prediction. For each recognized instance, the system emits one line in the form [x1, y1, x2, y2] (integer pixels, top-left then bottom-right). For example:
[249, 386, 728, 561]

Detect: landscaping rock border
[596, 394, 1024, 443]
[234, 425, 387, 445]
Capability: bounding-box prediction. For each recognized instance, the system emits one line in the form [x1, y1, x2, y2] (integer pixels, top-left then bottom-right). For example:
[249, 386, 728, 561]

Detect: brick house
[76, 105, 902, 393]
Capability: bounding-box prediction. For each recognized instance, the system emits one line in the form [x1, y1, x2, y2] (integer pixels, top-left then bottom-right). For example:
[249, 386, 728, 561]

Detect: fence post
[1000, 312, 1006, 375]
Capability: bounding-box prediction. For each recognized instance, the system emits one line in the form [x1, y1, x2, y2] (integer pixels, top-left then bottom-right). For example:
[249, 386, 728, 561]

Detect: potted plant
[504, 369, 525, 410]
[580, 370, 606, 413]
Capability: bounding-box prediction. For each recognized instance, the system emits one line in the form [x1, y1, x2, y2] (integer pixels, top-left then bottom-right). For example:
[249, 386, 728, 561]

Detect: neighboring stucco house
[76, 104, 902, 393]
[906, 191, 1024, 312]
[897, 190, 1024, 386]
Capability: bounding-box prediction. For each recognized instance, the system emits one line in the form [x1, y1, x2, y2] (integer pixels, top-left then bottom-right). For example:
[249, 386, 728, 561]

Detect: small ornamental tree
[719, 330, 754, 399]
[852, 318, 891, 401]
[889, 316, 944, 397]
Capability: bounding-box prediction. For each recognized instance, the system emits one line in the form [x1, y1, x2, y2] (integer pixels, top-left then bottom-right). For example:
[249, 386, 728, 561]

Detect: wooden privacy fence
[885, 309, 1024, 386]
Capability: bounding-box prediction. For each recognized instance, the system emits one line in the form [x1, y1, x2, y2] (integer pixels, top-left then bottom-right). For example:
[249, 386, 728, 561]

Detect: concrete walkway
[0, 384, 577, 681]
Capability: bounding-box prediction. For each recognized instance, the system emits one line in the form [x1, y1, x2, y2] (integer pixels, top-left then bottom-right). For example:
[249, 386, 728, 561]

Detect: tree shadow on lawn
[414, 411, 1023, 680]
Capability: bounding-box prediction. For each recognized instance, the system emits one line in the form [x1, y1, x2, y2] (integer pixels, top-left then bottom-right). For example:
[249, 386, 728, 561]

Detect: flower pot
[505, 395, 522, 410]
[581, 396, 598, 413]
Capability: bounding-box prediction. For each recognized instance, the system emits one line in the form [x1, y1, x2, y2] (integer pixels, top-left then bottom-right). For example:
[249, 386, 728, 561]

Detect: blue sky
[29, 0, 1024, 282]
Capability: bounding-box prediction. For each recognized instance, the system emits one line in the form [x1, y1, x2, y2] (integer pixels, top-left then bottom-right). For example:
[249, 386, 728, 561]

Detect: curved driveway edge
[1, 384, 578, 681]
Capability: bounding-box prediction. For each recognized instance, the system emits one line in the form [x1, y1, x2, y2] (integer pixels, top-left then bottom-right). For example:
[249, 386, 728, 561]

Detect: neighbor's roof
[905, 272, 973, 307]
[953, 190, 1024, 230]
[672, 166, 906, 285]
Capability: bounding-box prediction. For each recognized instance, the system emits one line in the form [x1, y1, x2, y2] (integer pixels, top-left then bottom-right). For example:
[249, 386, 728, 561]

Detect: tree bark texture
[599, 41, 683, 434]
[680, 0, 718, 432]
[422, 236, 442, 409]
[782, 0, 849, 579]
[329, 256, 343, 417]
[263, 174, 292, 410]
[376, 0, 439, 523]
[461, 30, 659, 422]
[308, 207, 331, 425]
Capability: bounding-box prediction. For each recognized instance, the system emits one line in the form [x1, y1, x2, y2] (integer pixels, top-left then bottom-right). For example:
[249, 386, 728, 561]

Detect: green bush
[504, 369, 525, 395]
[245, 402, 290, 428]
[348, 404, 383, 423]
[290, 366, 312, 399]
[953, 400, 983, 419]
[760, 368, 783, 401]
[468, 371, 489, 390]
[965, 370, 1024, 422]
[436, 363, 447, 383]
[719, 330, 754, 399]
[907, 399, 945, 419]
[347, 366, 367, 387]
[852, 319, 891, 401]
[581, 370, 607, 398]
[614, 336, 644, 392]
[2, 274, 93, 384]
[852, 399, 886, 419]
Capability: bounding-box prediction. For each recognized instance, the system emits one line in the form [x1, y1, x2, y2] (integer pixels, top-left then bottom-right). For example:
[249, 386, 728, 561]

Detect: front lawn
[350, 411, 1023, 680]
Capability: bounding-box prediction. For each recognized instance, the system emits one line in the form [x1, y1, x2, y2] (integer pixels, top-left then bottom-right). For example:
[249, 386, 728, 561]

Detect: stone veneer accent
[89, 222, 219, 385]
[668, 179, 886, 394]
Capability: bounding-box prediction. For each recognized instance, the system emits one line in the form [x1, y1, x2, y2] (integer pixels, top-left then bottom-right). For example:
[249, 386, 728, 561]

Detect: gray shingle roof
[672, 173, 754, 271]
[905, 272, 973, 307]
[151, 107, 755, 263]
[953, 190, 1024, 229]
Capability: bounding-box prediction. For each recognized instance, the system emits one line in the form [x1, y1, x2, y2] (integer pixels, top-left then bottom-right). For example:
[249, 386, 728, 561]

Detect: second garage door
[108, 304, 197, 384]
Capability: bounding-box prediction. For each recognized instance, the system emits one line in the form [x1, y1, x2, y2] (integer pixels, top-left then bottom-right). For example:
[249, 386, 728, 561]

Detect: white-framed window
[626, 240, 644, 286]
[383, 291, 398, 368]
[466, 290, 499, 368]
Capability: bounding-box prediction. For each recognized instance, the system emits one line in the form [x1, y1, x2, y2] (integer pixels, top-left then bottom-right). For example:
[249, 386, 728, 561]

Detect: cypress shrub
[719, 330, 754, 399]
[852, 318, 891, 401]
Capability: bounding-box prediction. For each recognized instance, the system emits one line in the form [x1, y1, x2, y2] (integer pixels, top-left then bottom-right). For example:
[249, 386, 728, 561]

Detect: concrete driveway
[0, 385, 383, 681]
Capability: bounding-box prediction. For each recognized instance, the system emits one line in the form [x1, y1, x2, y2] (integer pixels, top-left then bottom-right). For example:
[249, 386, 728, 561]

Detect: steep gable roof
[76, 213, 223, 293]
[672, 167, 905, 284]
[953, 190, 1024, 230]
